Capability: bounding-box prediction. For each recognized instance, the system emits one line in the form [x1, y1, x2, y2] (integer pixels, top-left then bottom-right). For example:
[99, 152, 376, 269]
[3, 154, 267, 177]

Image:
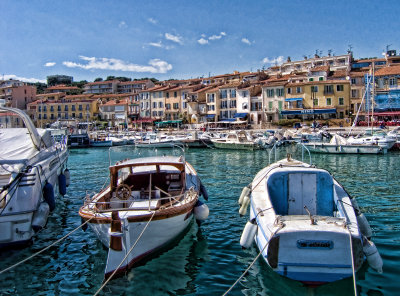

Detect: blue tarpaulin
[233, 113, 248, 118]
[285, 97, 303, 102]
[220, 118, 236, 122]
[206, 114, 215, 118]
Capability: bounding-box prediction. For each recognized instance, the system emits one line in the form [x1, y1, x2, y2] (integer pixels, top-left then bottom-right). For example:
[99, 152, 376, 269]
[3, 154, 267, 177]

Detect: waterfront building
[99, 98, 128, 127]
[28, 95, 99, 127]
[149, 85, 171, 121]
[186, 85, 216, 123]
[0, 80, 36, 110]
[282, 80, 351, 121]
[262, 77, 288, 123]
[218, 83, 240, 121]
[235, 83, 262, 124]
[205, 85, 221, 122]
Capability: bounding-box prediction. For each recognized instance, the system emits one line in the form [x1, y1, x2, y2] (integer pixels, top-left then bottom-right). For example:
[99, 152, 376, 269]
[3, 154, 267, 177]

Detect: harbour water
[0, 146, 399, 295]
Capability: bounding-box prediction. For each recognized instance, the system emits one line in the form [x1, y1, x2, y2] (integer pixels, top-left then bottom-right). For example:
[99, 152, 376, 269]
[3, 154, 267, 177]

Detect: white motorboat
[239, 155, 382, 285]
[347, 130, 396, 151]
[135, 133, 182, 148]
[303, 134, 387, 154]
[0, 100, 69, 248]
[89, 132, 113, 147]
[211, 131, 260, 150]
[79, 152, 209, 278]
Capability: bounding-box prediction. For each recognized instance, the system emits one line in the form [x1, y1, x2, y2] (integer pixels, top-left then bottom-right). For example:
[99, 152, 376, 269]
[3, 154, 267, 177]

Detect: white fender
[239, 195, 251, 216]
[240, 220, 257, 249]
[238, 185, 251, 206]
[363, 239, 383, 273]
[194, 202, 209, 221]
[357, 213, 373, 238]
[32, 202, 50, 232]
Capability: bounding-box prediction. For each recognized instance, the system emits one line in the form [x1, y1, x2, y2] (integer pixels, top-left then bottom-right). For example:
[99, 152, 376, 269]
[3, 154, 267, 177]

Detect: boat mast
[371, 62, 375, 135]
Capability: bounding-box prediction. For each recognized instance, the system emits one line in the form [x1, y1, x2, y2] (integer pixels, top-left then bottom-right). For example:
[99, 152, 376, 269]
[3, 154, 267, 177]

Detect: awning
[155, 120, 182, 125]
[234, 112, 248, 118]
[219, 118, 236, 122]
[206, 114, 216, 118]
[280, 108, 336, 115]
[285, 97, 303, 102]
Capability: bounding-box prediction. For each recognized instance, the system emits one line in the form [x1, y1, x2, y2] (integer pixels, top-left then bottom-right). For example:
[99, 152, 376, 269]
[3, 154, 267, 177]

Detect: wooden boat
[0, 100, 69, 248]
[79, 154, 209, 278]
[239, 155, 382, 285]
[211, 130, 260, 150]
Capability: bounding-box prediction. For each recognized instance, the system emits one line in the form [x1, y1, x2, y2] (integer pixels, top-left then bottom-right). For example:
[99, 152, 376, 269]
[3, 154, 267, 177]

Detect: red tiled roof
[310, 65, 330, 72]
[47, 85, 79, 90]
[103, 98, 128, 106]
[375, 65, 400, 76]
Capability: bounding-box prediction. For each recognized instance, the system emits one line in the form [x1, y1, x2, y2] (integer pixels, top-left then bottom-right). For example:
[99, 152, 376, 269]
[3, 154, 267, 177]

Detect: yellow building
[28, 94, 99, 127]
[283, 80, 351, 120]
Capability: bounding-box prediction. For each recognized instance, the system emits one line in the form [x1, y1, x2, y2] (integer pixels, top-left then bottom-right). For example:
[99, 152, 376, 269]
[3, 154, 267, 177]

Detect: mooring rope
[93, 210, 156, 296]
[0, 216, 94, 275]
[222, 225, 283, 296]
[347, 226, 358, 296]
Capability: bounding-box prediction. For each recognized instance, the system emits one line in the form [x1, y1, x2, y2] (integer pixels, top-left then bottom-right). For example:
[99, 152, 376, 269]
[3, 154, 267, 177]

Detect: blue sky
[1, 0, 399, 83]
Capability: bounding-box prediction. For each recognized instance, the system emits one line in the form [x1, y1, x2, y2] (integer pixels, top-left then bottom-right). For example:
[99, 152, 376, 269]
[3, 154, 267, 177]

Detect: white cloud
[118, 21, 127, 29]
[220, 32, 226, 36]
[149, 41, 163, 48]
[197, 38, 208, 45]
[209, 34, 222, 40]
[3, 74, 46, 83]
[262, 55, 285, 65]
[44, 62, 56, 67]
[241, 38, 251, 45]
[62, 55, 172, 73]
[148, 18, 157, 24]
[165, 33, 183, 45]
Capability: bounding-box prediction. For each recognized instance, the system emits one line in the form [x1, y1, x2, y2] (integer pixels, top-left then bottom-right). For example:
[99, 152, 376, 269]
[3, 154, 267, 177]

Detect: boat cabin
[94, 157, 189, 211]
[266, 167, 335, 216]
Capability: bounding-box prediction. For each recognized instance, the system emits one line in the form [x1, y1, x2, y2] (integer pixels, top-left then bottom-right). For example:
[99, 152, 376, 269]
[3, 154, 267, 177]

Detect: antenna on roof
[348, 44, 353, 53]
[386, 44, 392, 52]
[328, 49, 332, 57]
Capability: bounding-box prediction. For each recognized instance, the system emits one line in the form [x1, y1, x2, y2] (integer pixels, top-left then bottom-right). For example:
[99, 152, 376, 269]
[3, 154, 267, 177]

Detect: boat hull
[212, 141, 259, 150]
[304, 143, 386, 154]
[86, 210, 194, 277]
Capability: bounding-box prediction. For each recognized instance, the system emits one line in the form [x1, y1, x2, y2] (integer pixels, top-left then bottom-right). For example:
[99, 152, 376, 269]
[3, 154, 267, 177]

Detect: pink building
[0, 80, 37, 110]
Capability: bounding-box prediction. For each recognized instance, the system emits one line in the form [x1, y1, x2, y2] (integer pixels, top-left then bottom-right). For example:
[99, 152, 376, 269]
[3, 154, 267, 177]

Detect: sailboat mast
[371, 62, 375, 134]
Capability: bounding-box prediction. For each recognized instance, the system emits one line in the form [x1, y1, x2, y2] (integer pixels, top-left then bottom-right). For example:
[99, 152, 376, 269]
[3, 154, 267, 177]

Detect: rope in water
[0, 216, 94, 275]
[93, 210, 156, 296]
[222, 225, 283, 296]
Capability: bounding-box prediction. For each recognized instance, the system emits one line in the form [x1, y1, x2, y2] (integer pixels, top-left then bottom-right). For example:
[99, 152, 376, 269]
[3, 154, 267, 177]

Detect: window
[173, 103, 179, 109]
[309, 78, 314, 82]
[79, 113, 82, 119]
[79, 105, 82, 111]
[38, 106, 41, 112]
[64, 105, 68, 111]
[166, 103, 171, 110]
[220, 90, 227, 99]
[267, 89, 274, 97]
[43, 106, 47, 112]
[207, 94, 215, 102]
[158, 111, 163, 116]
[351, 78, 356, 85]
[230, 89, 236, 98]
[313, 98, 319, 106]
[174, 92, 177, 98]
[242, 91, 248, 97]
[230, 100, 236, 108]
[336, 85, 344, 91]
[390, 78, 397, 86]
[159, 102, 163, 108]
[50, 106, 54, 112]
[324, 85, 334, 94]
[339, 97, 344, 105]
[51, 114, 54, 119]
[326, 98, 332, 105]
[311, 86, 318, 93]
[183, 102, 187, 109]
[242, 102, 248, 110]
[166, 92, 169, 98]
[58, 106, 61, 111]
[287, 88, 292, 94]
[268, 101, 273, 110]
[86, 105, 90, 110]
[277, 88, 284, 97]
[351, 90, 358, 98]
[153, 102, 157, 108]
[72, 113, 75, 118]
[220, 100, 227, 109]
[296, 87, 302, 94]
[319, 77, 324, 81]
[72, 105, 76, 111]
[278, 101, 283, 110]
[38, 114, 41, 119]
